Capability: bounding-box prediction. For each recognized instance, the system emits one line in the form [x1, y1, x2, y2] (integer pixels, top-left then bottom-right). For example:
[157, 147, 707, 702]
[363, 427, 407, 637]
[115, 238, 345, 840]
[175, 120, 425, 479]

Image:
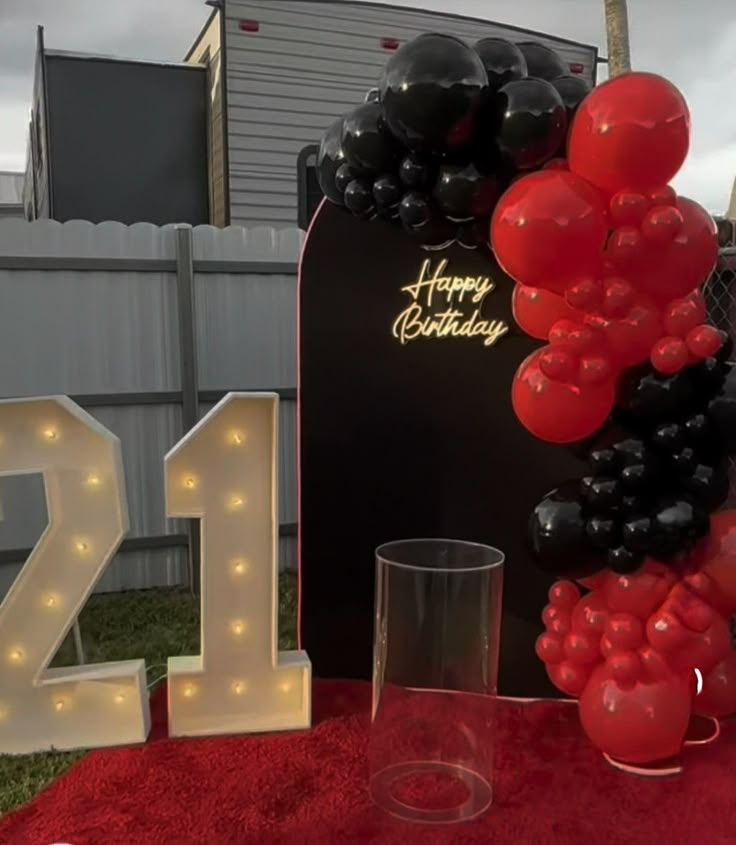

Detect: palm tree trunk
[604, 0, 632, 77]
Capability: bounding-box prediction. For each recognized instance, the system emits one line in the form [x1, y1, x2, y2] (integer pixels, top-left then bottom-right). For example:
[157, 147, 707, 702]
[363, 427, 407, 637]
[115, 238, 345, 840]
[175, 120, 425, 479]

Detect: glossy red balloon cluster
[536, 517, 736, 763]
[494, 72, 721, 444]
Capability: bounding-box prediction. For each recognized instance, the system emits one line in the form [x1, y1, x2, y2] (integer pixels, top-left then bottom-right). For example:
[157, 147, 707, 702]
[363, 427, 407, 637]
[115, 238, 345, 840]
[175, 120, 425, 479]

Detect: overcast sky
[1, 0, 734, 212]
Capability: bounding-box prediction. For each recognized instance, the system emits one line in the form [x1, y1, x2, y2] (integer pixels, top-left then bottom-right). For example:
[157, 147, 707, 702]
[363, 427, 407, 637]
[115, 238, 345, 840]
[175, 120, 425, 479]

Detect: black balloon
[408, 214, 456, 251]
[620, 463, 652, 493]
[334, 163, 355, 195]
[456, 217, 490, 250]
[344, 179, 375, 217]
[550, 75, 591, 119]
[691, 356, 728, 396]
[399, 191, 431, 228]
[474, 37, 528, 90]
[622, 516, 654, 553]
[517, 41, 569, 81]
[341, 103, 398, 176]
[495, 78, 567, 170]
[707, 363, 736, 453]
[612, 437, 647, 466]
[528, 482, 603, 577]
[716, 331, 734, 364]
[671, 447, 699, 475]
[586, 516, 620, 550]
[379, 34, 488, 151]
[372, 174, 403, 213]
[317, 118, 347, 205]
[433, 163, 500, 221]
[616, 367, 696, 430]
[589, 447, 619, 476]
[400, 153, 433, 189]
[584, 477, 622, 512]
[608, 546, 643, 574]
[651, 422, 686, 454]
[650, 499, 708, 560]
[365, 88, 380, 104]
[682, 463, 730, 511]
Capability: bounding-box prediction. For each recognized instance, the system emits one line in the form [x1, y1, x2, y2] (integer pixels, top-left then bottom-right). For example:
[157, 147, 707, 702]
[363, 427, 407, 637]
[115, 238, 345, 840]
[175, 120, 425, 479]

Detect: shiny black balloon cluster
[529, 343, 736, 579]
[317, 34, 591, 250]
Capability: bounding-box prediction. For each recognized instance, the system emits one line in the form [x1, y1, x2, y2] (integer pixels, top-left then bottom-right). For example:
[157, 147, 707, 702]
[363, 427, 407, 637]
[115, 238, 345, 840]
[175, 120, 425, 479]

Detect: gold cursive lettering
[392, 258, 510, 347]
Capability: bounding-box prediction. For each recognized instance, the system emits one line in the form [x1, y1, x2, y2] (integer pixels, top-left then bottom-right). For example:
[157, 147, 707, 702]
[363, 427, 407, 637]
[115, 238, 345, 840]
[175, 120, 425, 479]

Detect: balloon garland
[317, 33, 736, 766]
[317, 34, 591, 249]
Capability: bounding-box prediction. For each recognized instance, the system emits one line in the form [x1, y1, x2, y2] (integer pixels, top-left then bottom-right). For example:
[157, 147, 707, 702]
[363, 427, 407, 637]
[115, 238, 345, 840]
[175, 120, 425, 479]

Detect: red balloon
[603, 563, 675, 620]
[549, 580, 581, 609]
[641, 205, 684, 243]
[579, 665, 692, 763]
[695, 652, 736, 719]
[605, 613, 644, 651]
[629, 197, 718, 301]
[602, 277, 635, 316]
[607, 226, 644, 269]
[539, 346, 578, 383]
[687, 325, 723, 359]
[543, 158, 569, 171]
[548, 660, 591, 697]
[585, 299, 662, 369]
[607, 651, 642, 686]
[512, 348, 615, 443]
[548, 318, 581, 345]
[565, 278, 603, 310]
[568, 72, 690, 195]
[698, 511, 736, 613]
[649, 185, 678, 207]
[572, 590, 609, 634]
[579, 355, 614, 386]
[651, 336, 689, 375]
[511, 285, 579, 340]
[564, 632, 601, 665]
[536, 632, 564, 665]
[609, 190, 648, 227]
[491, 170, 609, 292]
[663, 292, 707, 337]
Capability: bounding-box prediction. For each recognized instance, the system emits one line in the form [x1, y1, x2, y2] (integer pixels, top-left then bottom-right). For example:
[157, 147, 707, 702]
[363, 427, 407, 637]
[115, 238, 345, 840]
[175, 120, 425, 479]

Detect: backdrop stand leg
[72, 618, 86, 665]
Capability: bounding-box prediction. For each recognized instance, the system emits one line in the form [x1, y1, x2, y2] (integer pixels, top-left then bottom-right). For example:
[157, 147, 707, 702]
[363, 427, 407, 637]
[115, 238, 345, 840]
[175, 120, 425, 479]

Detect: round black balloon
[400, 153, 433, 189]
[408, 214, 456, 251]
[334, 163, 355, 195]
[651, 499, 707, 560]
[608, 546, 643, 574]
[317, 118, 347, 204]
[365, 88, 380, 104]
[682, 463, 730, 511]
[399, 191, 431, 228]
[716, 331, 734, 364]
[589, 447, 619, 476]
[622, 516, 654, 553]
[474, 37, 528, 90]
[616, 367, 696, 430]
[372, 174, 403, 211]
[456, 217, 490, 250]
[495, 78, 567, 170]
[585, 477, 622, 512]
[341, 103, 399, 176]
[708, 363, 736, 453]
[517, 41, 569, 81]
[620, 463, 652, 493]
[433, 163, 500, 221]
[691, 356, 728, 397]
[671, 447, 699, 475]
[550, 75, 591, 119]
[612, 438, 647, 467]
[586, 516, 620, 550]
[528, 482, 603, 577]
[379, 34, 489, 151]
[344, 179, 375, 217]
[651, 422, 686, 454]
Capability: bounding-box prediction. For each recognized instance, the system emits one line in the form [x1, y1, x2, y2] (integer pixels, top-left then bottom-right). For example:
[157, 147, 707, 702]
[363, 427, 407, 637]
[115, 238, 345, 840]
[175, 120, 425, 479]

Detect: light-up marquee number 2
[165, 393, 311, 737]
[0, 397, 150, 754]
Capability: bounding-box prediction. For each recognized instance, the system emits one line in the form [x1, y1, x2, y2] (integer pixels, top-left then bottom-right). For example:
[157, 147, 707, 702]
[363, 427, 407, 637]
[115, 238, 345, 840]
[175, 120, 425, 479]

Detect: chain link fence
[705, 217, 736, 501]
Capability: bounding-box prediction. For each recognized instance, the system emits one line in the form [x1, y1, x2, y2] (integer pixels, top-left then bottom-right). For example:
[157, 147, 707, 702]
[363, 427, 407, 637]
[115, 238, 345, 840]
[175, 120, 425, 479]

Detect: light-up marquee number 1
[0, 393, 311, 755]
[165, 393, 310, 737]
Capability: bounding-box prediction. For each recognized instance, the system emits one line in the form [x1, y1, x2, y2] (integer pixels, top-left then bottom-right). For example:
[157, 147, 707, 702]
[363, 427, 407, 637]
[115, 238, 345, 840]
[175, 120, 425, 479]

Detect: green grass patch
[0, 574, 298, 815]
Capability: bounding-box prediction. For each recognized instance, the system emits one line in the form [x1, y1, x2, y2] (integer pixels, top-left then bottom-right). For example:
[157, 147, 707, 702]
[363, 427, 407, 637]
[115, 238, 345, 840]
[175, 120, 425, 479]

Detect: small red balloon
[548, 318, 581, 345]
[651, 336, 689, 374]
[512, 349, 615, 443]
[491, 170, 609, 292]
[571, 590, 609, 634]
[607, 651, 642, 686]
[579, 355, 614, 386]
[664, 292, 707, 337]
[565, 278, 603, 310]
[649, 185, 677, 207]
[686, 324, 723, 359]
[602, 277, 635, 316]
[641, 205, 684, 243]
[579, 665, 692, 763]
[587, 299, 662, 369]
[536, 632, 564, 665]
[695, 652, 736, 719]
[605, 613, 644, 651]
[564, 632, 601, 665]
[568, 72, 691, 196]
[549, 580, 581, 609]
[698, 511, 736, 613]
[603, 564, 675, 620]
[548, 660, 591, 697]
[609, 191, 648, 227]
[512, 285, 579, 341]
[539, 347, 578, 383]
[607, 226, 644, 268]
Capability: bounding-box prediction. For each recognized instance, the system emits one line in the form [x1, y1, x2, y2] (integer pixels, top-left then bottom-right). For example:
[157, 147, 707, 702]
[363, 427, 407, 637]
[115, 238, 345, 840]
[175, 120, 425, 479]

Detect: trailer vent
[239, 19, 260, 33]
[381, 38, 401, 51]
[569, 62, 585, 74]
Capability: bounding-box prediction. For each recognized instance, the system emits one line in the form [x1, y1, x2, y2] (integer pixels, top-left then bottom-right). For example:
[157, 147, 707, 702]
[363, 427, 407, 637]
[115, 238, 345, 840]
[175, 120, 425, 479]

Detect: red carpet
[1, 680, 736, 845]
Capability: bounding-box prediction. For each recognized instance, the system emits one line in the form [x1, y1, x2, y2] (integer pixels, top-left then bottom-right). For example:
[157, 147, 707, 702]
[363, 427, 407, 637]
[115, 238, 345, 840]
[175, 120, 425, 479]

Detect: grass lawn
[0, 574, 298, 816]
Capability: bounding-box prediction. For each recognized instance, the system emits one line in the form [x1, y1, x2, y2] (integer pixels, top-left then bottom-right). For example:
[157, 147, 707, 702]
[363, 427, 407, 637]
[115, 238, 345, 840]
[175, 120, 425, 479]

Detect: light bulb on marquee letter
[0, 397, 150, 754]
[164, 392, 311, 737]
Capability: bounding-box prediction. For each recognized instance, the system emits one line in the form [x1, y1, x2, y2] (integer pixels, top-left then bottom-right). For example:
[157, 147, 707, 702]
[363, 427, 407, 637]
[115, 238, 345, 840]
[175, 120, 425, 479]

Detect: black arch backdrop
[298, 200, 587, 697]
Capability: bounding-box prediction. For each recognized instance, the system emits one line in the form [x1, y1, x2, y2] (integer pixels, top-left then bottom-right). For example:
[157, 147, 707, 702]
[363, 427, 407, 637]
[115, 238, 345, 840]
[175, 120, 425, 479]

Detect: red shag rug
[1, 680, 736, 845]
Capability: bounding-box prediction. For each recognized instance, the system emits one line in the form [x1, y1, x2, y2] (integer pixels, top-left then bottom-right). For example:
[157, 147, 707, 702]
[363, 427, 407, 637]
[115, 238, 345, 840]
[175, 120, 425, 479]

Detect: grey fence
[0, 219, 301, 599]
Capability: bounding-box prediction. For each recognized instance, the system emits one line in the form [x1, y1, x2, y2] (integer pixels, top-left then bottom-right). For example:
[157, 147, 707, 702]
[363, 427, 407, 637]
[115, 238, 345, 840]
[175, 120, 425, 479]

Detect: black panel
[299, 202, 588, 697]
[297, 145, 321, 231]
[45, 56, 209, 225]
